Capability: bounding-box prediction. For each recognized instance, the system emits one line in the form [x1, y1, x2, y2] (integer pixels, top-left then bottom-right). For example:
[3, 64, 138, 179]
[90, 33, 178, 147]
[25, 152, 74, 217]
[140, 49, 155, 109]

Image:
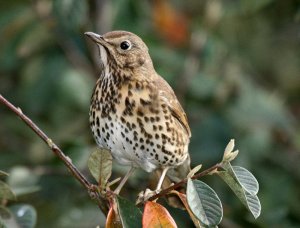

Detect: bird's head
[85, 31, 153, 70]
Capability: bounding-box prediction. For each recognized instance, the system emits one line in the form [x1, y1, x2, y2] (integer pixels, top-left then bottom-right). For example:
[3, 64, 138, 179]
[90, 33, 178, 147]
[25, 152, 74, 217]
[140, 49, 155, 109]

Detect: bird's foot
[136, 188, 160, 204]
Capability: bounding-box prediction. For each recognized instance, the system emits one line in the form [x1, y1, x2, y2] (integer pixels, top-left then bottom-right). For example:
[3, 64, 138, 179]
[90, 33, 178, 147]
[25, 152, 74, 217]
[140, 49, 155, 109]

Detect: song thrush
[85, 31, 191, 195]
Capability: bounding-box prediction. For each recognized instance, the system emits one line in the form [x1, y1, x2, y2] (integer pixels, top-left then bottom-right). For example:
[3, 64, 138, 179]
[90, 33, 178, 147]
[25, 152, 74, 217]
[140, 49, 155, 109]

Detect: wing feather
[154, 76, 191, 137]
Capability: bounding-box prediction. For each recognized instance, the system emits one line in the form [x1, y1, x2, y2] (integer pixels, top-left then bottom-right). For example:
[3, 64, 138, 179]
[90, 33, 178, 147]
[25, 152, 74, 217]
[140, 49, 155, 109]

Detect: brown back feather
[154, 76, 191, 137]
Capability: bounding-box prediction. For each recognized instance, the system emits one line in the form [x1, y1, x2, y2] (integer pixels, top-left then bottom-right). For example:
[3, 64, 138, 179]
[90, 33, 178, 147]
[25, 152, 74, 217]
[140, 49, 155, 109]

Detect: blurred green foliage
[0, 0, 299, 227]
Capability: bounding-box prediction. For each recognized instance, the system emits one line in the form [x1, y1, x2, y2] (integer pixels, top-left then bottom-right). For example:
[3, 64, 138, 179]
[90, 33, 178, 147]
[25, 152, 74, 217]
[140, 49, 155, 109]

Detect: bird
[85, 30, 191, 196]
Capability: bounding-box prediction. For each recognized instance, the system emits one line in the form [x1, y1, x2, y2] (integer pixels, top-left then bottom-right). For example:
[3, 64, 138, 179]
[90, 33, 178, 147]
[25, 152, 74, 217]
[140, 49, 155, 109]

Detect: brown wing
[154, 76, 191, 137]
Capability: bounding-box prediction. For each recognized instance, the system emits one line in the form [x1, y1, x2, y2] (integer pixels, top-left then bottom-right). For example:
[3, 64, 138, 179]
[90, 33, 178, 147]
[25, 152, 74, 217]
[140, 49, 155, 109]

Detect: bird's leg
[155, 167, 169, 192]
[136, 167, 170, 204]
[114, 166, 136, 194]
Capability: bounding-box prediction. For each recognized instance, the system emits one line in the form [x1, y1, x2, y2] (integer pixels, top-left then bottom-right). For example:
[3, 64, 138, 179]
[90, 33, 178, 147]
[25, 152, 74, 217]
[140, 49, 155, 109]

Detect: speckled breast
[89, 74, 189, 173]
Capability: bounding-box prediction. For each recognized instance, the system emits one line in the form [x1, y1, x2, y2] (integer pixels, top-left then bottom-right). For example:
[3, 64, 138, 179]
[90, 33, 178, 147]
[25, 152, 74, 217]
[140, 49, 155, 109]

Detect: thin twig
[145, 162, 222, 203]
[0, 94, 108, 214]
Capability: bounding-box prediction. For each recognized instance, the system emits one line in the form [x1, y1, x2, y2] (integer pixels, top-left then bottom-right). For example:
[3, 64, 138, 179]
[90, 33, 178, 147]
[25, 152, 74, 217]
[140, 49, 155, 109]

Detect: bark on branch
[0, 94, 108, 214]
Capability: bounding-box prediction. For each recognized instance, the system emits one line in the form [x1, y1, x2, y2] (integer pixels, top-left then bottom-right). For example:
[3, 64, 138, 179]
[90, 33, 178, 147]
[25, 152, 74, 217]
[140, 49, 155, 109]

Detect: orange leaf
[106, 206, 122, 228]
[143, 201, 177, 228]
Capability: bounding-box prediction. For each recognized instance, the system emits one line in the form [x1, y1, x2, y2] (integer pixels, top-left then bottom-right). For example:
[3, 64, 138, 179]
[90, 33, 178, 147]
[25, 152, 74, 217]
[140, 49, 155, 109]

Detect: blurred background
[0, 0, 299, 227]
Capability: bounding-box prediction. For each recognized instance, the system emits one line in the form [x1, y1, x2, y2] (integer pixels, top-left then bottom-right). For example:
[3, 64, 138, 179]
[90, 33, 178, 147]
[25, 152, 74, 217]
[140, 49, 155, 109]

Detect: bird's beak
[84, 32, 104, 44]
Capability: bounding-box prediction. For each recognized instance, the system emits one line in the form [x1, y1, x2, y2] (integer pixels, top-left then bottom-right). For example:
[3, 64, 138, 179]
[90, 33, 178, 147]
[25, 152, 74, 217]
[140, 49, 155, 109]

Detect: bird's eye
[120, 40, 131, 50]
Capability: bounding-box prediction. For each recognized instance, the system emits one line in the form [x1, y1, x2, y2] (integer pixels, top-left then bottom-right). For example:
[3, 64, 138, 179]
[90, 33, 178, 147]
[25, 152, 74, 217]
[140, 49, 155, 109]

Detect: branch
[0, 94, 108, 214]
[0, 94, 223, 212]
[146, 162, 222, 203]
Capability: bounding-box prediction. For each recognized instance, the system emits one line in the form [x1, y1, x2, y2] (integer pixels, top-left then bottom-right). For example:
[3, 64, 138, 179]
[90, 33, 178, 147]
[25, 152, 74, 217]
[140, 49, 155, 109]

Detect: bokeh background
[0, 0, 299, 227]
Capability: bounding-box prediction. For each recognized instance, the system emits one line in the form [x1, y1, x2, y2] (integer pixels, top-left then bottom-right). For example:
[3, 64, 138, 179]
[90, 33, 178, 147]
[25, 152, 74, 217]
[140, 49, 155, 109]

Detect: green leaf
[0, 181, 16, 201]
[116, 196, 142, 228]
[244, 192, 261, 219]
[187, 179, 223, 226]
[221, 162, 259, 195]
[232, 166, 259, 195]
[9, 204, 37, 228]
[218, 163, 261, 219]
[88, 148, 112, 190]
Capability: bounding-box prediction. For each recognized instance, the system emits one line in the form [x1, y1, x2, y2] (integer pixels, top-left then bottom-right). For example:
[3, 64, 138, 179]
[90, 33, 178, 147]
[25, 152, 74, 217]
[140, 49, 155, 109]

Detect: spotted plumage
[85, 31, 191, 193]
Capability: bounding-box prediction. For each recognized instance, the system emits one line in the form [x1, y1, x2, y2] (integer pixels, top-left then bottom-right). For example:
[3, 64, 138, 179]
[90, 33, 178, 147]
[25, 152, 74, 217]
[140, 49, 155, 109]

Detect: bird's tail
[166, 153, 191, 183]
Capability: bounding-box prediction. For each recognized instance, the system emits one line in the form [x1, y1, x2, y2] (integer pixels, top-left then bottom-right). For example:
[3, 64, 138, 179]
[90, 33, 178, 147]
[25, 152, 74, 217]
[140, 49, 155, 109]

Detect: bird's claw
[136, 188, 160, 204]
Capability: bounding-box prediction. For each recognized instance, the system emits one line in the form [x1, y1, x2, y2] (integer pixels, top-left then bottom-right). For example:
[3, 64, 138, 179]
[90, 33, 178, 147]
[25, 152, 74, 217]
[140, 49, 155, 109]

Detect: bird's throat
[98, 44, 108, 66]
